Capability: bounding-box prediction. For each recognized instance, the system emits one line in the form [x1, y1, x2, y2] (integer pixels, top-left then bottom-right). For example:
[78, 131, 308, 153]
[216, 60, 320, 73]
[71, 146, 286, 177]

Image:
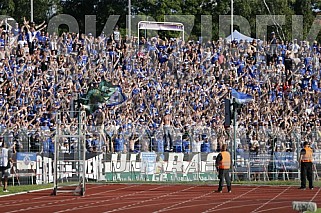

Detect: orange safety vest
[301, 147, 313, 162]
[219, 151, 231, 169]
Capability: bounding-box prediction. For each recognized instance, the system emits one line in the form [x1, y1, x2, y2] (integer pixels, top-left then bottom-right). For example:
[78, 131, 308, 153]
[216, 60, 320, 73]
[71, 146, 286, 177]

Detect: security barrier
[3, 151, 321, 186]
[2, 125, 321, 185]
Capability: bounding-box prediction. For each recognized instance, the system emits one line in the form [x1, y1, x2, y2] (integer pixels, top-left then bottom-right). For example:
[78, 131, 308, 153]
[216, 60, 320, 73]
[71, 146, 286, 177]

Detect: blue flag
[231, 89, 253, 104]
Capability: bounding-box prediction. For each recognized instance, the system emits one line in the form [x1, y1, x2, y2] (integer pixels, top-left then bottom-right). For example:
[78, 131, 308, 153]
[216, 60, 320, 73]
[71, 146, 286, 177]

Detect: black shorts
[0, 166, 10, 178]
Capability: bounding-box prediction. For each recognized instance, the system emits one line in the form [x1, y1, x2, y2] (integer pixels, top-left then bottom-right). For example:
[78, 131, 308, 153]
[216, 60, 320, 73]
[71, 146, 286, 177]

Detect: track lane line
[202, 186, 260, 213]
[250, 186, 291, 213]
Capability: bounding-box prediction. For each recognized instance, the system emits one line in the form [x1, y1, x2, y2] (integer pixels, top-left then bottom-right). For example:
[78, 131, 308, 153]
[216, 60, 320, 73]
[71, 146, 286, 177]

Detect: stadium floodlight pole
[232, 98, 237, 181]
[31, 0, 34, 22]
[128, 0, 131, 40]
[5, 18, 7, 33]
[231, 0, 233, 41]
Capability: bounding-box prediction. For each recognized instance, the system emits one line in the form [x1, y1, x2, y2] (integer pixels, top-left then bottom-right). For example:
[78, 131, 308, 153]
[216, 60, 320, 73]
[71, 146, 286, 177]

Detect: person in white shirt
[292, 39, 300, 55]
[113, 26, 121, 44]
[0, 141, 12, 192]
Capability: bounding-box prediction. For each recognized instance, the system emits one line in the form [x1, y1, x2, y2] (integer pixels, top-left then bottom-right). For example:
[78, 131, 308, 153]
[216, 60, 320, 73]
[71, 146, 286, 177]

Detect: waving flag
[231, 89, 253, 104]
[99, 80, 127, 106]
[80, 80, 127, 112]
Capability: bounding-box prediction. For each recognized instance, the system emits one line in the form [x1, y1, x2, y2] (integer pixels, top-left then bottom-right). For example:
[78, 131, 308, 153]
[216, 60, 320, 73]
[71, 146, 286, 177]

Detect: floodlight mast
[31, 0, 34, 22]
[128, 0, 131, 39]
[231, 0, 234, 41]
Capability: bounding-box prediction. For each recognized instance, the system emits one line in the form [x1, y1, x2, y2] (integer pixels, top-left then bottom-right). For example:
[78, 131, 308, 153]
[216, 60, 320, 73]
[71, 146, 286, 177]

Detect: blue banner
[16, 152, 37, 169]
[273, 152, 297, 170]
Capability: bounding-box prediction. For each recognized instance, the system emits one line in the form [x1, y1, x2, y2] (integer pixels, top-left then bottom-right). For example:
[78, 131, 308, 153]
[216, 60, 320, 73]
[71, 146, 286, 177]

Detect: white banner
[138, 22, 183, 31]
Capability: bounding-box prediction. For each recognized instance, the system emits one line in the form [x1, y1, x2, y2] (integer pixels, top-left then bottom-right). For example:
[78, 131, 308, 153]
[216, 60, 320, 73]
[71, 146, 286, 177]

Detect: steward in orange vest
[299, 142, 314, 190]
[215, 144, 231, 193]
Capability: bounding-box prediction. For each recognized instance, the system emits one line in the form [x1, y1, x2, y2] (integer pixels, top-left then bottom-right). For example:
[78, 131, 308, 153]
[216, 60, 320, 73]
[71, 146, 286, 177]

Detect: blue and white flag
[231, 89, 253, 104]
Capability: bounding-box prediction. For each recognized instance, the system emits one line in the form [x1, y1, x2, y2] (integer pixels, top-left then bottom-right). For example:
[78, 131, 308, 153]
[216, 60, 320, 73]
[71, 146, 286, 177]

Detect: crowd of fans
[1, 18, 321, 155]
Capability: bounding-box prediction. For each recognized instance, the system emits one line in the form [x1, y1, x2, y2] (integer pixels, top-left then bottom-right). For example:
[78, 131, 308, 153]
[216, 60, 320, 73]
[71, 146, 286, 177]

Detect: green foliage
[0, 0, 320, 41]
[292, 0, 315, 39]
[61, 0, 127, 35]
[0, 0, 60, 23]
[0, 0, 15, 15]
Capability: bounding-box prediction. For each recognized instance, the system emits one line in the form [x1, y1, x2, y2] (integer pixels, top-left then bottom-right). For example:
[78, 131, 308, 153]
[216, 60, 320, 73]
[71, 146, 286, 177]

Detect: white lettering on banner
[44, 157, 53, 183]
[93, 154, 105, 181]
[185, 153, 201, 174]
[166, 153, 184, 172]
[87, 158, 94, 179]
[38, 153, 217, 183]
[205, 153, 219, 172]
[96, 154, 103, 179]
[92, 154, 103, 180]
[34, 152, 257, 182]
[57, 161, 73, 179]
[36, 155, 43, 184]
[129, 153, 140, 172]
[111, 153, 128, 172]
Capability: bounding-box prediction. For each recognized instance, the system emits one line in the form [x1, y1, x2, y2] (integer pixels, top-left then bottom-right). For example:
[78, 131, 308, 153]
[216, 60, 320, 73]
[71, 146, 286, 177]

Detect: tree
[61, 0, 127, 35]
[0, 0, 60, 24]
[0, 0, 15, 16]
[292, 0, 315, 40]
[1, 0, 319, 42]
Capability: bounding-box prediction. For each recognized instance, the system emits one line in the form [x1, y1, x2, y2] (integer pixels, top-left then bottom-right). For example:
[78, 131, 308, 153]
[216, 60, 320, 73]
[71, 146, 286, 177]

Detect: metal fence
[1, 125, 321, 186]
[2, 151, 321, 186]
[2, 125, 321, 156]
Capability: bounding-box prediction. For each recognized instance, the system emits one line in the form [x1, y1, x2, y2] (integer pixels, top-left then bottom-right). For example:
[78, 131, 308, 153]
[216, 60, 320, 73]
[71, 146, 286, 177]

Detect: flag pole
[128, 0, 131, 40]
[31, 0, 34, 22]
[231, 0, 234, 41]
[233, 98, 237, 181]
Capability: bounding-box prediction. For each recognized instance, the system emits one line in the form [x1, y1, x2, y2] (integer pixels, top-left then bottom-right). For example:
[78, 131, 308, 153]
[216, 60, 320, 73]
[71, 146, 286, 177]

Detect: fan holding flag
[79, 79, 127, 113]
[231, 89, 254, 104]
[225, 88, 254, 180]
[224, 88, 254, 128]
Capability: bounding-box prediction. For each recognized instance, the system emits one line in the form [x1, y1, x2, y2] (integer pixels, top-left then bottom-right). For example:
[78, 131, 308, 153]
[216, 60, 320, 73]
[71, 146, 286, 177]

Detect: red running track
[0, 184, 319, 213]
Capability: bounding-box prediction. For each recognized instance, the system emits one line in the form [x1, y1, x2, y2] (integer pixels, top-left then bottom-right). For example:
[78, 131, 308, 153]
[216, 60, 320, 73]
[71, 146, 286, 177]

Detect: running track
[0, 184, 319, 213]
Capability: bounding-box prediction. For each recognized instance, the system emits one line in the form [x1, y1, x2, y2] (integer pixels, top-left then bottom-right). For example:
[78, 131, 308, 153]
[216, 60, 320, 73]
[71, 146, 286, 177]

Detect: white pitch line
[202, 186, 260, 213]
[57, 185, 169, 213]
[104, 185, 197, 213]
[254, 205, 293, 213]
[170, 201, 288, 212]
[153, 185, 212, 213]
[0, 184, 110, 206]
[4, 184, 138, 213]
[310, 187, 321, 202]
[250, 186, 291, 213]
[55, 185, 202, 213]
[208, 200, 292, 213]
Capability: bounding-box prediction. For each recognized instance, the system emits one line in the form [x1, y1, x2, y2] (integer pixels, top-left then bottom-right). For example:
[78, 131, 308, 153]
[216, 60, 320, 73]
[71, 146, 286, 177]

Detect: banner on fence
[26, 151, 321, 184]
[16, 152, 37, 170]
[273, 152, 297, 170]
[140, 152, 157, 174]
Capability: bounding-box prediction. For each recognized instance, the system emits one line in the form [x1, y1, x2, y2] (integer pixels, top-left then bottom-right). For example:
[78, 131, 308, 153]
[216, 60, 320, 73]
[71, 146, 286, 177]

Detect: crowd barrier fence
[1, 151, 320, 186]
[1, 126, 321, 185]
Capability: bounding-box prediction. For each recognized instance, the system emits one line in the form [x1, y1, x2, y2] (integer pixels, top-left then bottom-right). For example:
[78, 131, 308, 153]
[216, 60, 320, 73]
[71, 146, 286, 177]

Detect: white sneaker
[3, 190, 9, 192]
